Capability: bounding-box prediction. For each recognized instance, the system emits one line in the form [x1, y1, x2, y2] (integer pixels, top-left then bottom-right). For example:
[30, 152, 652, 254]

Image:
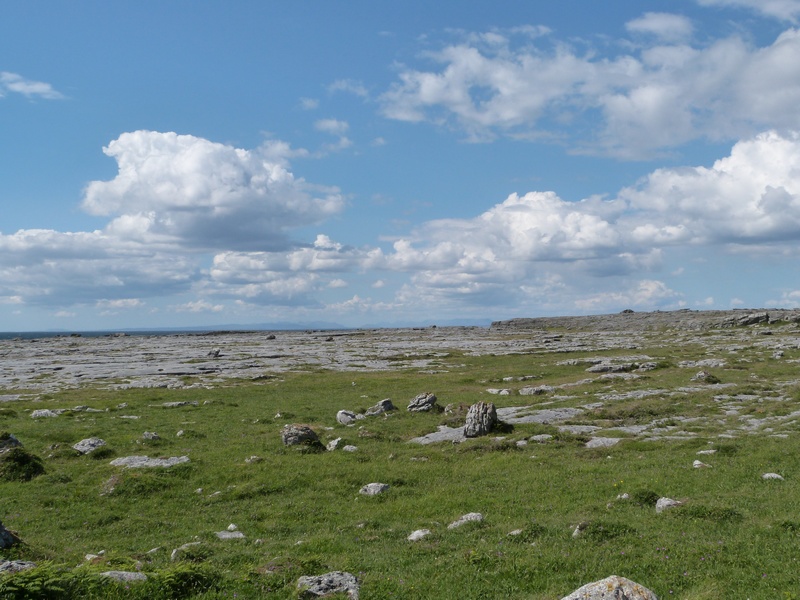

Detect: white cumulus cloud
[83, 131, 344, 251]
[380, 25, 800, 156]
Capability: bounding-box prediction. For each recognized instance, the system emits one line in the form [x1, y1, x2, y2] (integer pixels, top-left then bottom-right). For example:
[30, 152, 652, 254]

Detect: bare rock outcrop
[560, 575, 658, 599]
[464, 402, 498, 438]
[407, 392, 438, 412]
[281, 424, 320, 446]
[297, 571, 359, 599]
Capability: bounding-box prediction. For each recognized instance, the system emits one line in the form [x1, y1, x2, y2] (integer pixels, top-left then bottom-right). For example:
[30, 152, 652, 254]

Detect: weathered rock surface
[170, 541, 204, 562]
[464, 402, 498, 438]
[0, 521, 21, 549]
[365, 398, 396, 416]
[281, 424, 320, 446]
[0, 560, 35, 573]
[560, 575, 658, 599]
[448, 512, 483, 529]
[336, 410, 358, 426]
[407, 392, 438, 412]
[100, 570, 148, 583]
[655, 497, 683, 514]
[297, 571, 359, 599]
[73, 437, 106, 454]
[110, 455, 189, 468]
[408, 529, 431, 541]
[0, 433, 22, 452]
[359, 482, 389, 496]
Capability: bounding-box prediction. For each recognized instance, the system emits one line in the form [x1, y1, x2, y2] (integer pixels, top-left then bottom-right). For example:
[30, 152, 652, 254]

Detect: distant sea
[0, 318, 492, 341]
[0, 329, 208, 341]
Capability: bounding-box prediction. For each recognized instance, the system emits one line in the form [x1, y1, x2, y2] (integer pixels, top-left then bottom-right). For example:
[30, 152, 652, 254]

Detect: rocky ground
[1, 308, 799, 397]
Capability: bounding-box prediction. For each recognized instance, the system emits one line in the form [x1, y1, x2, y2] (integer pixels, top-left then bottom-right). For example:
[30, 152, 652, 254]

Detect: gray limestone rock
[100, 571, 148, 583]
[359, 482, 389, 496]
[407, 392, 438, 412]
[281, 424, 320, 446]
[560, 575, 658, 600]
[336, 410, 358, 426]
[297, 571, 359, 599]
[655, 497, 683, 514]
[447, 512, 483, 529]
[216, 530, 245, 540]
[407, 529, 431, 541]
[110, 455, 190, 468]
[170, 541, 204, 562]
[72, 437, 107, 455]
[365, 398, 396, 416]
[0, 521, 21, 549]
[0, 433, 22, 452]
[0, 560, 35, 574]
[464, 402, 498, 438]
[31, 409, 59, 418]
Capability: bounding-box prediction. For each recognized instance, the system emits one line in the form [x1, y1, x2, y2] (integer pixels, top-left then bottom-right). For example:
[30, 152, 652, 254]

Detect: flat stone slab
[100, 571, 148, 583]
[110, 455, 190, 468]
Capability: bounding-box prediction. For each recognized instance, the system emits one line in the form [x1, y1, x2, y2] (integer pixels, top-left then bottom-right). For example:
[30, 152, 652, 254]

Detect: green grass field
[1, 324, 800, 598]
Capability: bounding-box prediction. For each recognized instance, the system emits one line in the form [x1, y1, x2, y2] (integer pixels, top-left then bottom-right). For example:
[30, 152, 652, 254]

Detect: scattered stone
[762, 472, 784, 480]
[162, 401, 199, 408]
[72, 437, 106, 455]
[216, 530, 245, 540]
[141, 431, 160, 440]
[359, 482, 389, 496]
[408, 529, 431, 541]
[0, 521, 21, 549]
[297, 571, 359, 599]
[693, 460, 712, 468]
[586, 437, 621, 448]
[409, 425, 465, 445]
[170, 541, 204, 562]
[486, 388, 511, 395]
[560, 575, 657, 600]
[692, 370, 721, 384]
[110, 455, 190, 468]
[572, 522, 589, 538]
[447, 512, 483, 529]
[245, 455, 263, 464]
[586, 363, 635, 373]
[530, 434, 554, 443]
[207, 348, 221, 358]
[519, 385, 555, 395]
[656, 497, 683, 514]
[464, 402, 498, 438]
[336, 410, 358, 426]
[281, 424, 320, 447]
[227, 523, 238, 531]
[407, 392, 438, 412]
[31, 409, 59, 418]
[100, 571, 148, 583]
[0, 433, 22, 452]
[326, 438, 342, 451]
[342, 445, 358, 452]
[0, 560, 35, 574]
[365, 399, 396, 416]
[696, 449, 717, 455]
[508, 529, 524, 536]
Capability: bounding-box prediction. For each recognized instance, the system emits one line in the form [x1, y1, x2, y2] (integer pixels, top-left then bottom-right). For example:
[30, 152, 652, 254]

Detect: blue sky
[3, 0, 800, 330]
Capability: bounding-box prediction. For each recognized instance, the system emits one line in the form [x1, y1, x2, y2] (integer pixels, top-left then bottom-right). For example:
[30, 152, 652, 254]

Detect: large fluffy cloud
[380, 25, 800, 156]
[83, 131, 344, 251]
[381, 130, 800, 307]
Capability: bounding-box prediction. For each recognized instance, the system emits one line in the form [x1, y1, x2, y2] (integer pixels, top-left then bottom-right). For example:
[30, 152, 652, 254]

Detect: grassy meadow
[1, 323, 800, 598]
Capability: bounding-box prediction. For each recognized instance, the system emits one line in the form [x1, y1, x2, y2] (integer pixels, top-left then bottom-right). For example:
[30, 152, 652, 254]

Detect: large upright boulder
[560, 575, 658, 599]
[281, 424, 320, 447]
[464, 402, 498, 438]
